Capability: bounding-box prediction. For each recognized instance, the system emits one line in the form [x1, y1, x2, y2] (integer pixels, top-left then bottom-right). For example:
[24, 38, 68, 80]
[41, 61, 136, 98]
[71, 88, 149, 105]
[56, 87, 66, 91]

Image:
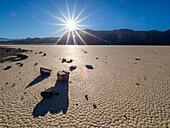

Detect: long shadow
[32, 80, 69, 117]
[26, 75, 50, 88]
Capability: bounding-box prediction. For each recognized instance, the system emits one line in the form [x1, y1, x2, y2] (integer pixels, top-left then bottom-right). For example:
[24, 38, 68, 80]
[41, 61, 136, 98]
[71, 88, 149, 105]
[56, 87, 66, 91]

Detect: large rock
[57, 70, 69, 82]
[40, 67, 52, 76]
[41, 87, 54, 98]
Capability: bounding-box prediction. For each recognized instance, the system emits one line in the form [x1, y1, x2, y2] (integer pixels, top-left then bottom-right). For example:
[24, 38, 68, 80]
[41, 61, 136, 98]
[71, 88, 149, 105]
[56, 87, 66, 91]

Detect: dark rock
[5, 82, 8, 85]
[21, 97, 23, 100]
[96, 57, 98, 59]
[39, 51, 43, 54]
[18, 48, 21, 50]
[24, 92, 26, 94]
[135, 58, 140, 60]
[34, 63, 38, 66]
[41, 87, 54, 98]
[4, 66, 11, 70]
[57, 70, 70, 82]
[62, 58, 66, 63]
[76, 103, 78, 106]
[69, 66, 77, 71]
[124, 115, 128, 119]
[40, 67, 52, 76]
[16, 62, 23, 67]
[136, 83, 140, 85]
[93, 103, 97, 109]
[17, 54, 28, 59]
[84, 51, 87, 53]
[62, 58, 73, 63]
[67, 59, 73, 63]
[85, 95, 88, 101]
[86, 65, 93, 69]
[12, 84, 15, 87]
[35, 52, 37, 54]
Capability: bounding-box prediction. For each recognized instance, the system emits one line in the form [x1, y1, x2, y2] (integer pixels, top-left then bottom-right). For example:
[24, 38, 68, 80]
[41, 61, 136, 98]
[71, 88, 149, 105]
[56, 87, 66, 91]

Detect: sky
[0, 0, 170, 38]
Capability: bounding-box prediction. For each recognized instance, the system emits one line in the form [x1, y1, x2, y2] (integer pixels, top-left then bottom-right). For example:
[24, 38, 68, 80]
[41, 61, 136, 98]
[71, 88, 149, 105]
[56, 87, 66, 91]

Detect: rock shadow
[32, 80, 69, 117]
[26, 75, 50, 88]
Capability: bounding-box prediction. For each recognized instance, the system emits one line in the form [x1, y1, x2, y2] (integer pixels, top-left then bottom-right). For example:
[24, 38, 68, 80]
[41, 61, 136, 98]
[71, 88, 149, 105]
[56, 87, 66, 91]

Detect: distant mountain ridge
[1, 29, 170, 45]
[0, 37, 17, 42]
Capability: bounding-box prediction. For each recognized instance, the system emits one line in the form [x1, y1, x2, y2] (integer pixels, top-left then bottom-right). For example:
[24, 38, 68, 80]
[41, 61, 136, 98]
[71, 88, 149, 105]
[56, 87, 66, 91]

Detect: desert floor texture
[0, 45, 170, 127]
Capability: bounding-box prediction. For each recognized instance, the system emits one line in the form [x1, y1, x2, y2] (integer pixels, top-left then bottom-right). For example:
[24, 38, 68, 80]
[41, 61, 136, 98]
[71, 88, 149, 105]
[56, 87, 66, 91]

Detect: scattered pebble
[16, 62, 23, 67]
[93, 103, 97, 109]
[39, 51, 43, 54]
[96, 57, 98, 59]
[21, 97, 23, 100]
[135, 58, 141, 60]
[76, 103, 78, 106]
[86, 65, 93, 69]
[136, 83, 140, 85]
[34, 63, 38, 66]
[5, 82, 8, 85]
[124, 115, 128, 119]
[84, 51, 87, 53]
[24, 92, 26, 94]
[12, 84, 15, 87]
[69, 66, 77, 71]
[42, 53, 46, 56]
[85, 95, 88, 101]
[4, 66, 12, 70]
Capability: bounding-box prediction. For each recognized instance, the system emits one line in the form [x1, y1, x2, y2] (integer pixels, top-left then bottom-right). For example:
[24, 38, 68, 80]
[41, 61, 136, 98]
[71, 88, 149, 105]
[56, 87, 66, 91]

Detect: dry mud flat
[0, 45, 170, 127]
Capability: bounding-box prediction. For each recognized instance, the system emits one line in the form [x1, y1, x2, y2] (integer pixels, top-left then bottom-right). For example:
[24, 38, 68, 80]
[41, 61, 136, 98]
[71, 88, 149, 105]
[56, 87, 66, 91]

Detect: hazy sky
[0, 0, 170, 38]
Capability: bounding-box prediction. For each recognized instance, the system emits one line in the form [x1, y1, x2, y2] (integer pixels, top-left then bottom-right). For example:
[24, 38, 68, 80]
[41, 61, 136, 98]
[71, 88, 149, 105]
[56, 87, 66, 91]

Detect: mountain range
[0, 29, 170, 45]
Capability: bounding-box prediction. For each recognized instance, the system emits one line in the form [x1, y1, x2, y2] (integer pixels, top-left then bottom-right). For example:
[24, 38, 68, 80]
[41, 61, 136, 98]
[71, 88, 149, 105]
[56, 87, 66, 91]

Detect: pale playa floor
[0, 45, 170, 127]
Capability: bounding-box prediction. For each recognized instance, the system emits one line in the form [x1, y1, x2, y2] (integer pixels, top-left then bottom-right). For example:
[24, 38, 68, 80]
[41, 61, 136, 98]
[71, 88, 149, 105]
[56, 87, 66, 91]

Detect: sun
[32, 0, 103, 45]
[66, 20, 76, 31]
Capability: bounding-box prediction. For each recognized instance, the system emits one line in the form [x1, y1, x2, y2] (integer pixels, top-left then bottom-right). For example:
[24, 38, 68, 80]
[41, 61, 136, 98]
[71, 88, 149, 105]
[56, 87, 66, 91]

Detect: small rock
[30, 50, 33, 52]
[136, 83, 140, 85]
[57, 70, 70, 82]
[85, 95, 88, 101]
[69, 66, 77, 71]
[24, 92, 26, 94]
[40, 67, 52, 76]
[16, 63, 23, 67]
[42, 53, 46, 56]
[62, 58, 66, 63]
[21, 97, 23, 100]
[96, 57, 98, 59]
[35, 52, 38, 54]
[12, 84, 15, 87]
[39, 51, 43, 54]
[135, 58, 140, 60]
[76, 103, 78, 106]
[93, 103, 97, 109]
[5, 82, 8, 85]
[86, 65, 93, 69]
[84, 51, 87, 53]
[4, 66, 12, 70]
[69, 81, 72, 83]
[34, 63, 38, 66]
[67, 59, 73, 63]
[18, 48, 21, 50]
[124, 115, 128, 119]
[41, 87, 54, 98]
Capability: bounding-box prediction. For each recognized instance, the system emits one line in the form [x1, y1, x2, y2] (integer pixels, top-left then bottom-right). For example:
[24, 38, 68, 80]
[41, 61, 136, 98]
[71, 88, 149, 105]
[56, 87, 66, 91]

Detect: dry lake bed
[0, 45, 170, 127]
